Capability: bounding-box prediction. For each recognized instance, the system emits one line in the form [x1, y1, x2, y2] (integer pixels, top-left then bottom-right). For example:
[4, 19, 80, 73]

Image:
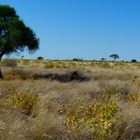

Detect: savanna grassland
[0, 59, 140, 140]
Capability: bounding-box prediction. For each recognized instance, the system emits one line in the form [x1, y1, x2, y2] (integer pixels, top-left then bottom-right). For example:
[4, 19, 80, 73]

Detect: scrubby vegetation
[0, 60, 140, 139]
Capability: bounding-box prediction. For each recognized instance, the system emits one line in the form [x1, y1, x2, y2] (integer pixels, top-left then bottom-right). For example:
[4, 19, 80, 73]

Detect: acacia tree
[0, 5, 39, 78]
[109, 54, 119, 61]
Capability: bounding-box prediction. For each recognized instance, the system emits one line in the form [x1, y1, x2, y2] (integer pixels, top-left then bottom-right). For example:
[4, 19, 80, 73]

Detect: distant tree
[109, 54, 119, 61]
[21, 55, 24, 59]
[101, 58, 106, 61]
[73, 58, 78, 61]
[73, 58, 83, 61]
[131, 59, 137, 63]
[0, 5, 39, 78]
[37, 56, 43, 60]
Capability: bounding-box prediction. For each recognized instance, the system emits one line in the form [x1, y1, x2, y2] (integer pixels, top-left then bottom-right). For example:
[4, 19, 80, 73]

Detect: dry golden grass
[0, 60, 140, 139]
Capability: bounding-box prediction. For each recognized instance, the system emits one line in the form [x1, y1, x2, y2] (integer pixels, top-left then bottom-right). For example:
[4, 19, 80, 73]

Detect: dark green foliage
[1, 59, 17, 68]
[109, 54, 119, 61]
[0, 5, 39, 78]
[101, 58, 106, 61]
[131, 59, 137, 63]
[73, 58, 83, 61]
[0, 5, 39, 55]
[37, 56, 44, 60]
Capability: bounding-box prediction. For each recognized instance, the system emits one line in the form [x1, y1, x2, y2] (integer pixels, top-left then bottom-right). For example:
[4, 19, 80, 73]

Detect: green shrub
[4, 92, 39, 115]
[1, 59, 17, 68]
[14, 70, 32, 80]
[101, 85, 131, 101]
[44, 62, 55, 69]
[4, 70, 32, 80]
[22, 59, 30, 65]
[97, 62, 111, 68]
[65, 100, 119, 138]
[127, 92, 140, 105]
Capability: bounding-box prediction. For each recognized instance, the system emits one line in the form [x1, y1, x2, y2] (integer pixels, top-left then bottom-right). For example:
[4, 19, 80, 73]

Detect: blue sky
[1, 0, 140, 60]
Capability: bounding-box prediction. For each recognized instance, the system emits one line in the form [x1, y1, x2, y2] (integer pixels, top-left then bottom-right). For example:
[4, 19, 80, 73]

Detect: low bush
[1, 59, 17, 68]
[65, 100, 119, 139]
[3, 92, 39, 115]
[44, 62, 55, 69]
[100, 85, 131, 101]
[4, 70, 32, 80]
[99, 62, 111, 68]
[127, 92, 140, 105]
[22, 59, 30, 65]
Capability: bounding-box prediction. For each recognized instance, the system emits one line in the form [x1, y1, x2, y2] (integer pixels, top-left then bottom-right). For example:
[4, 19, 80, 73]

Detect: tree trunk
[0, 54, 4, 79]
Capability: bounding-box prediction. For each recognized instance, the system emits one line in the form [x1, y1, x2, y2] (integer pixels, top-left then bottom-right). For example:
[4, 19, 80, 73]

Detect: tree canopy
[0, 5, 39, 78]
[0, 5, 39, 56]
[109, 54, 119, 61]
